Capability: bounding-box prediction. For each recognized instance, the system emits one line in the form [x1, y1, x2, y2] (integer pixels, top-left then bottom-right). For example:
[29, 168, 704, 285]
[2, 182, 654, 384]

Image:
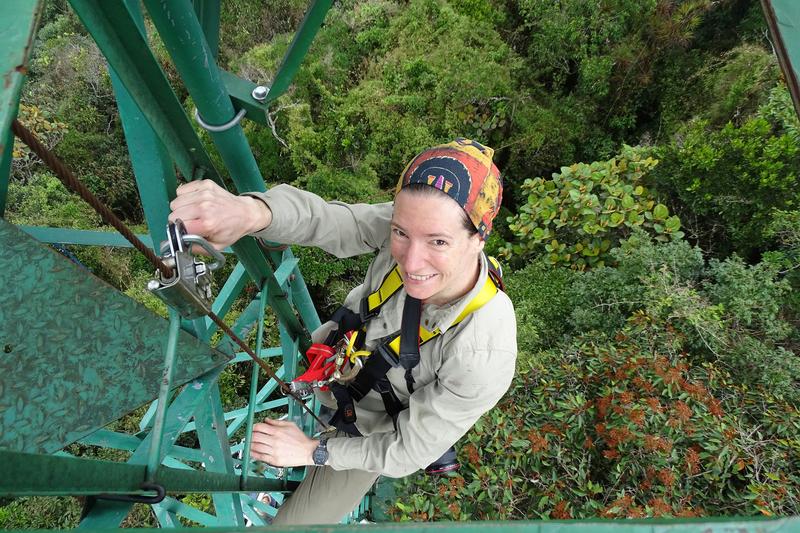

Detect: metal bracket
[193, 107, 247, 132]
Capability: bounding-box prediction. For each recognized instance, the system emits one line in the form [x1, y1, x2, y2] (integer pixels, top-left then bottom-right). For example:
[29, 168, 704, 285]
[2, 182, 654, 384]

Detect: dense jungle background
[3, 0, 800, 526]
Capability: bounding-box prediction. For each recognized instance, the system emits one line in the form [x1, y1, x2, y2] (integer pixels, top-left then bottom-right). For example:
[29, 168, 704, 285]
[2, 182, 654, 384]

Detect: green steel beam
[218, 68, 271, 126]
[78, 367, 226, 527]
[142, 0, 264, 192]
[110, 0, 176, 248]
[0, 128, 12, 215]
[143, 0, 320, 350]
[193, 0, 221, 60]
[762, 1, 800, 119]
[67, 0, 221, 184]
[0, 219, 229, 454]
[268, 0, 334, 101]
[0, 450, 296, 496]
[203, 261, 249, 337]
[0, 0, 41, 156]
[193, 381, 245, 526]
[19, 225, 155, 248]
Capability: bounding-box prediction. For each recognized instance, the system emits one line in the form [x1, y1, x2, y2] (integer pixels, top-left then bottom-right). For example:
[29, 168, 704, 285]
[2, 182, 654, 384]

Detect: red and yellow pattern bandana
[396, 138, 502, 239]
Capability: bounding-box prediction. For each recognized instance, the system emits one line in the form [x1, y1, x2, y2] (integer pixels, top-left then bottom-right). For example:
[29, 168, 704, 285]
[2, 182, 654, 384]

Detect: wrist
[243, 195, 273, 234]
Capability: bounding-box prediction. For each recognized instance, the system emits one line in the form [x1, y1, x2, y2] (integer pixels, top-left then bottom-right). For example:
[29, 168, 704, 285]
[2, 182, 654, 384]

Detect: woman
[169, 138, 517, 524]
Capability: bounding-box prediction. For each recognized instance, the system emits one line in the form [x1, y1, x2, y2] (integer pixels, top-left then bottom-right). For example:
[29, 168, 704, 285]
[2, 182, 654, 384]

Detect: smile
[407, 273, 436, 281]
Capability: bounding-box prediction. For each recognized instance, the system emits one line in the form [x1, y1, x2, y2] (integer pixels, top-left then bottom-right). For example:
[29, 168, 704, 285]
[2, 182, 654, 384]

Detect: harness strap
[326, 257, 503, 434]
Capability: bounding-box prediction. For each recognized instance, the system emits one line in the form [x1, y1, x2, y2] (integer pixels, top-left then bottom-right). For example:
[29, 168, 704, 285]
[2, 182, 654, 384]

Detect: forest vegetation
[2, 0, 799, 526]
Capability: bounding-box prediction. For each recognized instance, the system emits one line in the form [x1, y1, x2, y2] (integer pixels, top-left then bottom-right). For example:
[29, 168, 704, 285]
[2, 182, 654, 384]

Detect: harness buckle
[359, 296, 380, 323]
[375, 341, 401, 369]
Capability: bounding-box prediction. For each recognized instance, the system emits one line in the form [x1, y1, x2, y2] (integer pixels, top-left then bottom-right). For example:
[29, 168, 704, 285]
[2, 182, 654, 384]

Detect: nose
[401, 239, 428, 273]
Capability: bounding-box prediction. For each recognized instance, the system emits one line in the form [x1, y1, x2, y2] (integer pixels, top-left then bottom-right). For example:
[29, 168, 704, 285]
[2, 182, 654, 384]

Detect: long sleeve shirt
[248, 184, 517, 478]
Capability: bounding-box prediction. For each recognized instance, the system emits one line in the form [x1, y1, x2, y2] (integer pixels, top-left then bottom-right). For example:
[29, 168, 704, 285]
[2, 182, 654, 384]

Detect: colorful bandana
[396, 138, 502, 238]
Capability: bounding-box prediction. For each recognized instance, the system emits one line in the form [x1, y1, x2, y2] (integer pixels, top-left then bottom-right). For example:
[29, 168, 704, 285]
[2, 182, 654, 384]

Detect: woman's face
[390, 189, 485, 306]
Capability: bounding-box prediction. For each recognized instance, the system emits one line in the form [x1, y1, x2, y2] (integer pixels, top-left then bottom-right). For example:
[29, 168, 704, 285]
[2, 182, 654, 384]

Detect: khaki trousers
[271, 464, 380, 525]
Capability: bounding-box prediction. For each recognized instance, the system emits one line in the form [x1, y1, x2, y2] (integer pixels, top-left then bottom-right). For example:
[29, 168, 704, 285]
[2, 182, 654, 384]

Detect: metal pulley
[147, 220, 225, 319]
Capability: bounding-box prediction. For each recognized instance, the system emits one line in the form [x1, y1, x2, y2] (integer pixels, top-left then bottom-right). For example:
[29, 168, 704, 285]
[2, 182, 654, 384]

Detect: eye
[392, 227, 407, 238]
[432, 239, 448, 247]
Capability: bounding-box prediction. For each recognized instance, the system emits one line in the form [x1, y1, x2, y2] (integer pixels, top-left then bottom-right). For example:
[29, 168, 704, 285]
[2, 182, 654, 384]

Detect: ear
[476, 236, 486, 252]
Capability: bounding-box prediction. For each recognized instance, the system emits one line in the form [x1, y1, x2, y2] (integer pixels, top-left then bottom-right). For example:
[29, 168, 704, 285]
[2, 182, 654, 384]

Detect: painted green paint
[0, 127, 13, 215]
[146, 309, 182, 480]
[18, 225, 155, 248]
[219, 69, 271, 126]
[0, 0, 41, 154]
[0, 450, 295, 496]
[192, 0, 221, 60]
[769, 1, 800, 81]
[110, 0, 176, 248]
[0, 220, 229, 454]
[78, 366, 226, 527]
[269, 0, 334, 100]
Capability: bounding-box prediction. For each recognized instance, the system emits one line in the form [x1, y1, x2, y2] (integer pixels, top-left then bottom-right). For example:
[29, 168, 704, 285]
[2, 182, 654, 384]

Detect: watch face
[313, 443, 328, 465]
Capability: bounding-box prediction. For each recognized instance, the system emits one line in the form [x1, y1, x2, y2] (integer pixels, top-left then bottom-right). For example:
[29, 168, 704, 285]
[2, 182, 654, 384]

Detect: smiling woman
[168, 138, 517, 525]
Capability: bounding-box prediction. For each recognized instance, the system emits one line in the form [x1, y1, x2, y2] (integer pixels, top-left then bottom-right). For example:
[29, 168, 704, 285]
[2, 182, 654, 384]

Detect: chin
[405, 285, 437, 302]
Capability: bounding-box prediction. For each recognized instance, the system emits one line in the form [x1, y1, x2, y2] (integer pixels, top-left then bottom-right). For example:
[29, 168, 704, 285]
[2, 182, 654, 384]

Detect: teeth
[408, 273, 435, 281]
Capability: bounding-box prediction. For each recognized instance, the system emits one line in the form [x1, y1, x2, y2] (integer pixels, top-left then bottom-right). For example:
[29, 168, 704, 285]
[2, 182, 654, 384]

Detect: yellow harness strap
[385, 273, 499, 356]
[364, 266, 404, 315]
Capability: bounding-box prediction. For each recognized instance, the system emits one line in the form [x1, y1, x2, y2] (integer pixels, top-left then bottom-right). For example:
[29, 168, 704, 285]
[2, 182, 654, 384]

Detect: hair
[399, 183, 480, 236]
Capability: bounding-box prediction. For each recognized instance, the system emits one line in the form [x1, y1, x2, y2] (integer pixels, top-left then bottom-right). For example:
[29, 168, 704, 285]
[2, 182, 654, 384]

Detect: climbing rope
[11, 118, 331, 432]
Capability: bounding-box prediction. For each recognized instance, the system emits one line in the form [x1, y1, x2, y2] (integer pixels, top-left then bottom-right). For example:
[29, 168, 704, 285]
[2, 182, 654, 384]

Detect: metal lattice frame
[0, 0, 354, 527]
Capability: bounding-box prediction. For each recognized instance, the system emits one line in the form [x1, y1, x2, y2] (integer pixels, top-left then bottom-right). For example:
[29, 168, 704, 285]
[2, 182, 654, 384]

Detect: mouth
[406, 272, 437, 282]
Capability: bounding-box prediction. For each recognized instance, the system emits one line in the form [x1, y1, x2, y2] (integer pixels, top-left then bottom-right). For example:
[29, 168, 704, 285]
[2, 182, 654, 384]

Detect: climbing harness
[290, 258, 504, 474]
[147, 219, 227, 320]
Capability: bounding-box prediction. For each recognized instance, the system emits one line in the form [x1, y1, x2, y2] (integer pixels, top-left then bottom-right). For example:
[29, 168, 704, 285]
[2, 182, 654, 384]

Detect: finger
[252, 422, 279, 436]
[176, 179, 216, 196]
[250, 448, 273, 462]
[250, 441, 273, 455]
[264, 418, 293, 427]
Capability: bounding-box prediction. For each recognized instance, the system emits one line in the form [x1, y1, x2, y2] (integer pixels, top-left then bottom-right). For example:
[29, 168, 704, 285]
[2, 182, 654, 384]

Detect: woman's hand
[168, 179, 272, 250]
[250, 419, 319, 467]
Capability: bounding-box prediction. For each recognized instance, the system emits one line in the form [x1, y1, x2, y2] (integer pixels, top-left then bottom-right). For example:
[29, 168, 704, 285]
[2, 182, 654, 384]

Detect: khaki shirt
[249, 184, 517, 477]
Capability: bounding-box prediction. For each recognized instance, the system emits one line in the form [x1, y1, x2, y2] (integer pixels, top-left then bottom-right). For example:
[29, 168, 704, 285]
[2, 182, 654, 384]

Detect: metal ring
[193, 107, 247, 132]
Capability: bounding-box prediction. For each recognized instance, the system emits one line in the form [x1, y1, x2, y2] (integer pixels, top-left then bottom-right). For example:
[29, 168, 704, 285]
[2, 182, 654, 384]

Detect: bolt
[252, 85, 269, 102]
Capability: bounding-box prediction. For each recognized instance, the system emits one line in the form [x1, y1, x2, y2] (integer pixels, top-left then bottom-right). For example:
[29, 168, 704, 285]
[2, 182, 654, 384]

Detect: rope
[12, 118, 330, 432]
[12, 120, 172, 278]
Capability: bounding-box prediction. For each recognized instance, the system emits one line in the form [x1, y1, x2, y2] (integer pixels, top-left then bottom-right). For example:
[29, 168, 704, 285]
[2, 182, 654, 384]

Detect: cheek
[390, 237, 405, 262]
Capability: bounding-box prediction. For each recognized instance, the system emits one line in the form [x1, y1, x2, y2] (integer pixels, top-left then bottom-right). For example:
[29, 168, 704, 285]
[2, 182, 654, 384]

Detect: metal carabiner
[147, 219, 226, 319]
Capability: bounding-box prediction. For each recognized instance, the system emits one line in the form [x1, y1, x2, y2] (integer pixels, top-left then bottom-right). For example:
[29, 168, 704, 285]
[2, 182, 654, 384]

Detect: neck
[423, 256, 482, 307]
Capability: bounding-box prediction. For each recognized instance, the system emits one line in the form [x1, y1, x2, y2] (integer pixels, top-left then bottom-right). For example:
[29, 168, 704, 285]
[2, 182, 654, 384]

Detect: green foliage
[394, 320, 800, 519]
[5, 172, 101, 228]
[504, 261, 578, 354]
[505, 148, 682, 269]
[650, 83, 800, 258]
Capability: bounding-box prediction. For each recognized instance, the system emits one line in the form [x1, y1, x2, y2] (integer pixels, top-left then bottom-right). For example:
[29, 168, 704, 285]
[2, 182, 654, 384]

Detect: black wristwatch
[312, 436, 329, 466]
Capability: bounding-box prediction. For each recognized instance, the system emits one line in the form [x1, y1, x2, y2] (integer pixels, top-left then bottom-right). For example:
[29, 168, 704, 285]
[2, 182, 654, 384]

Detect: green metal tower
[2, 1, 800, 531]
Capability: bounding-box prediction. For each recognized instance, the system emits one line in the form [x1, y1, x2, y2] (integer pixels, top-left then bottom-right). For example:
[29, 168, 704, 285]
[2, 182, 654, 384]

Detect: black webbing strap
[373, 375, 405, 429]
[398, 295, 422, 394]
[323, 306, 363, 346]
